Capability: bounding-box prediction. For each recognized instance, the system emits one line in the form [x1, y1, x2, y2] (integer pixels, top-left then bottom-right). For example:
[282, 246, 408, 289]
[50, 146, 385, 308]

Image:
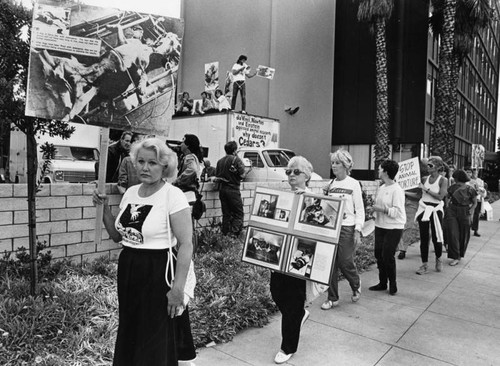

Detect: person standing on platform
[230, 55, 257, 114]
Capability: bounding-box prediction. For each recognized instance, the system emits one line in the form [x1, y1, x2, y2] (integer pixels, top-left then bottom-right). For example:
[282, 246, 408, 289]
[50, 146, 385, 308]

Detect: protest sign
[242, 188, 345, 284]
[256, 65, 275, 80]
[204, 61, 219, 91]
[472, 144, 485, 169]
[231, 113, 280, 148]
[26, 0, 184, 135]
[395, 157, 421, 190]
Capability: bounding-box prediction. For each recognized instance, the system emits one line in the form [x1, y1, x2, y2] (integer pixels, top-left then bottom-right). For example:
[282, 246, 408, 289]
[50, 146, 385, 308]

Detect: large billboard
[26, 0, 184, 134]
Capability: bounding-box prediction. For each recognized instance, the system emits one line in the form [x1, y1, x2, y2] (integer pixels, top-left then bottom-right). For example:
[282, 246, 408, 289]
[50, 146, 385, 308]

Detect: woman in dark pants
[415, 156, 448, 275]
[270, 156, 313, 364]
[368, 160, 406, 295]
[445, 169, 477, 266]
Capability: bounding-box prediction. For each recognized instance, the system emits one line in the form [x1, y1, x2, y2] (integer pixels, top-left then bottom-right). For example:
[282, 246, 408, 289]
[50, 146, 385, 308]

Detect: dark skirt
[113, 247, 196, 366]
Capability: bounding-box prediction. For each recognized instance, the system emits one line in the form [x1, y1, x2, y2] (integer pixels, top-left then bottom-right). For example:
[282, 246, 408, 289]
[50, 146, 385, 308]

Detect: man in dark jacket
[215, 141, 245, 236]
[106, 131, 132, 183]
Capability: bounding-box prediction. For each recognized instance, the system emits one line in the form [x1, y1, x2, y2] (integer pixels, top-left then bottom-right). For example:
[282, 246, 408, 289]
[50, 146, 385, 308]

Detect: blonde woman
[415, 156, 448, 274]
[93, 138, 196, 365]
[321, 149, 364, 310]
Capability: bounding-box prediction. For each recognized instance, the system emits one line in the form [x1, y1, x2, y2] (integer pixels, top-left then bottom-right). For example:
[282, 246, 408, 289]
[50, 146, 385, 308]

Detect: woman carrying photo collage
[270, 156, 314, 364]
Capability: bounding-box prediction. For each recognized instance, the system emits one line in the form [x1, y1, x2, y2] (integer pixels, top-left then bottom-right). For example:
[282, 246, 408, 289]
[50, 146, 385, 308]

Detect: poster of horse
[26, 0, 184, 134]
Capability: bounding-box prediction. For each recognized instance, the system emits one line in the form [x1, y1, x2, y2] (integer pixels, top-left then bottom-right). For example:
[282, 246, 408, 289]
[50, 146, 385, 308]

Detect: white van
[9, 123, 100, 183]
[40, 144, 99, 183]
[237, 147, 322, 182]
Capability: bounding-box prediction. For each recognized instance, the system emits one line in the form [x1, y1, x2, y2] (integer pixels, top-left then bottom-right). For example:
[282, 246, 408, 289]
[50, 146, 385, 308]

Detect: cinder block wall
[0, 180, 379, 263]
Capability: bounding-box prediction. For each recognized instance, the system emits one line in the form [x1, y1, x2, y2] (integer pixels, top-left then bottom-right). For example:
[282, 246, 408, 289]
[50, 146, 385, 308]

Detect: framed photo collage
[242, 187, 346, 285]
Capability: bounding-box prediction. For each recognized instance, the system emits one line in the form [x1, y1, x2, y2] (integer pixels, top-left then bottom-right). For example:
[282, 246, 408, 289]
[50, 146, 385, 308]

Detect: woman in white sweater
[368, 160, 406, 295]
[321, 149, 364, 310]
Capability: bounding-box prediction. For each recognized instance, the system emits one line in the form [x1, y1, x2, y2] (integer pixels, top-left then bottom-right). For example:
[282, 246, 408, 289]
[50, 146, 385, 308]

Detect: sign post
[94, 127, 109, 246]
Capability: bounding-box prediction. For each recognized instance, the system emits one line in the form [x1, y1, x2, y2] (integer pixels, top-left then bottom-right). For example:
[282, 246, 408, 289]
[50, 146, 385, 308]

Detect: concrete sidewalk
[194, 200, 500, 366]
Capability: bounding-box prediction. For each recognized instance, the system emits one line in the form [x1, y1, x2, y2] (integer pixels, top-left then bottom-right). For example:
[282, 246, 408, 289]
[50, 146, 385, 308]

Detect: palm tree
[356, 0, 394, 170]
[429, 0, 495, 164]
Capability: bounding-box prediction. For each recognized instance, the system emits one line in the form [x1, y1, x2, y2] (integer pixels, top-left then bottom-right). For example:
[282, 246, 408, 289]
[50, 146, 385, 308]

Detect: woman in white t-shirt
[93, 138, 196, 365]
[321, 149, 364, 311]
[368, 160, 406, 295]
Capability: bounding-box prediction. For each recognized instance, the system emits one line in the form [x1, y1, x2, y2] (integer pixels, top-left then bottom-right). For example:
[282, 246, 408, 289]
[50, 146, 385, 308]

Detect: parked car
[237, 147, 322, 182]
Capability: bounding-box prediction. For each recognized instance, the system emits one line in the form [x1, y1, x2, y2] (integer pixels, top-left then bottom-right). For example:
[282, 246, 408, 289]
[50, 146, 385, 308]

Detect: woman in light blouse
[368, 160, 406, 295]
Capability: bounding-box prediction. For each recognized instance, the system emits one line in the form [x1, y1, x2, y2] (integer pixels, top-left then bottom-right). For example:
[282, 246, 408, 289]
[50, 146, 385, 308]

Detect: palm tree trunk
[374, 20, 391, 169]
[430, 0, 458, 164]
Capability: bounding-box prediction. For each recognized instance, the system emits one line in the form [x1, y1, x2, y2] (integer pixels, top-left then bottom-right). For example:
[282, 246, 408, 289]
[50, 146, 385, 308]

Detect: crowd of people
[395, 157, 487, 272]
[93, 132, 489, 365]
[174, 54, 259, 116]
[174, 89, 231, 116]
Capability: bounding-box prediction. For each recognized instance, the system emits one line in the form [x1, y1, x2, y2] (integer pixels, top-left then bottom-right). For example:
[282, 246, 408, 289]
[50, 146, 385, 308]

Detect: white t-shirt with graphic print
[115, 183, 189, 249]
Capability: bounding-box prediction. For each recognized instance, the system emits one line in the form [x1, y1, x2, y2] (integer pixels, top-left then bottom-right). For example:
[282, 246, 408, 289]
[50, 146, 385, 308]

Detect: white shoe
[321, 300, 338, 310]
[301, 309, 310, 328]
[351, 288, 361, 303]
[274, 350, 293, 364]
[351, 280, 361, 302]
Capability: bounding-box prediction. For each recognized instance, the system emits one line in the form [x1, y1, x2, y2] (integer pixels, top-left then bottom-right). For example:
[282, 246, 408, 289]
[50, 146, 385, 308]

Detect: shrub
[190, 226, 277, 347]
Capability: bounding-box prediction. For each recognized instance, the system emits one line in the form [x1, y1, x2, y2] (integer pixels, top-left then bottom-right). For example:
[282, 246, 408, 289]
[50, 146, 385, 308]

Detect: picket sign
[94, 127, 110, 246]
[395, 157, 421, 191]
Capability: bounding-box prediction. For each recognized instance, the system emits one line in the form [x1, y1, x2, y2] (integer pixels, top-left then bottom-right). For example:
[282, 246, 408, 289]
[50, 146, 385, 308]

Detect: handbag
[191, 190, 206, 220]
[165, 211, 196, 306]
[305, 280, 328, 303]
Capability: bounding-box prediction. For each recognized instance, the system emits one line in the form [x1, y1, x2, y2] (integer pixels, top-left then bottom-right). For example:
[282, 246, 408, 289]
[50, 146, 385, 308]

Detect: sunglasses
[427, 163, 435, 168]
[285, 169, 304, 176]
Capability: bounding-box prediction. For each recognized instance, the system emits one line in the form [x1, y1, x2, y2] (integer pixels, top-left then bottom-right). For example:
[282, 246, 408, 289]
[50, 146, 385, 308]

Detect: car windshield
[52, 146, 99, 161]
[262, 150, 296, 168]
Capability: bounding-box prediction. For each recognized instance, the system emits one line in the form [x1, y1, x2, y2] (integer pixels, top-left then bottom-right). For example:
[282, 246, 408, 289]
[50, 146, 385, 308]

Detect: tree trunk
[26, 124, 38, 296]
[374, 20, 391, 169]
[430, 0, 458, 164]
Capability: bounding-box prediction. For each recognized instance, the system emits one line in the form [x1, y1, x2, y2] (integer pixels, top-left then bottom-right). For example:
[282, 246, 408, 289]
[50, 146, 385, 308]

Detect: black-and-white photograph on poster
[242, 228, 286, 271]
[286, 237, 336, 285]
[287, 238, 316, 278]
[294, 194, 344, 241]
[204, 61, 219, 91]
[256, 65, 275, 80]
[33, 3, 71, 35]
[26, 0, 184, 134]
[250, 187, 295, 229]
[275, 209, 290, 222]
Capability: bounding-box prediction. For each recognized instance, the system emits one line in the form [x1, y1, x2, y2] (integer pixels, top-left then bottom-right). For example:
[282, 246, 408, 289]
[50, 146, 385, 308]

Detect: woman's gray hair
[130, 137, 178, 178]
[330, 149, 354, 173]
[288, 156, 314, 181]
